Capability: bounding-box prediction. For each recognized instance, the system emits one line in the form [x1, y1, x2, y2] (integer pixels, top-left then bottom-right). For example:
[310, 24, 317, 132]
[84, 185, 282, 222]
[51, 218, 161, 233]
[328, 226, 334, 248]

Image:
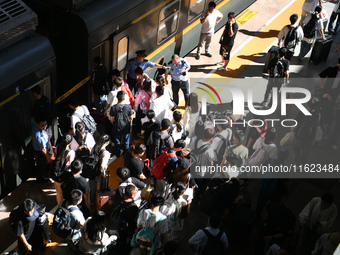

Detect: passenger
[183, 92, 202, 138]
[246, 116, 267, 156]
[59, 189, 85, 247]
[111, 70, 134, 106]
[160, 182, 191, 242]
[53, 134, 74, 205]
[91, 56, 110, 116]
[196, 1, 223, 60]
[31, 116, 53, 183]
[68, 95, 92, 134]
[79, 210, 117, 255]
[30, 84, 56, 128]
[211, 115, 232, 164]
[135, 66, 156, 92]
[109, 91, 134, 158]
[277, 14, 304, 61]
[70, 121, 96, 160]
[218, 12, 238, 71]
[110, 185, 139, 254]
[124, 50, 168, 95]
[328, 0, 340, 35]
[165, 54, 191, 105]
[221, 129, 248, 166]
[124, 143, 149, 182]
[262, 47, 289, 108]
[135, 78, 153, 132]
[188, 213, 229, 255]
[132, 192, 168, 255]
[311, 232, 340, 255]
[150, 75, 172, 104]
[141, 109, 161, 145]
[299, 193, 338, 250]
[170, 110, 187, 142]
[89, 134, 111, 205]
[62, 159, 91, 218]
[319, 57, 340, 93]
[298, 5, 326, 61]
[253, 127, 278, 165]
[149, 85, 174, 123]
[9, 198, 41, 255]
[115, 167, 146, 199]
[300, 0, 322, 25]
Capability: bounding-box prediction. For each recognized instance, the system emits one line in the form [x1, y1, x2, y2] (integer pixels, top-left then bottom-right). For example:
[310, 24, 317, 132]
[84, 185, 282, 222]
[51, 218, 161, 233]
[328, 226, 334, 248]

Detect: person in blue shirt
[123, 50, 168, 95]
[165, 54, 191, 106]
[32, 117, 53, 183]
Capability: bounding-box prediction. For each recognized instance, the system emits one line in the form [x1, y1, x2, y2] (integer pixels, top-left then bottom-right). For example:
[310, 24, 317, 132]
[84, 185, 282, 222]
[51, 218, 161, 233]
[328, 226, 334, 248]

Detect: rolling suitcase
[263, 45, 280, 73]
[310, 37, 333, 64]
[96, 171, 115, 214]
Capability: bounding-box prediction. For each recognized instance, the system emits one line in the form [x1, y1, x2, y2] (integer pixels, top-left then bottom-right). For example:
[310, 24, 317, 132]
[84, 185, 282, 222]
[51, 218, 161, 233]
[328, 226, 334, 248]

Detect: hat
[329, 232, 340, 249]
[204, 121, 214, 130]
[136, 50, 147, 57]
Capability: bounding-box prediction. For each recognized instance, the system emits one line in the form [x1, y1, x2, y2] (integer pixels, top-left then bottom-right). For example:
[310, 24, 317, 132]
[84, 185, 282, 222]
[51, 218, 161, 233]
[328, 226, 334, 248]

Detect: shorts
[219, 45, 232, 60]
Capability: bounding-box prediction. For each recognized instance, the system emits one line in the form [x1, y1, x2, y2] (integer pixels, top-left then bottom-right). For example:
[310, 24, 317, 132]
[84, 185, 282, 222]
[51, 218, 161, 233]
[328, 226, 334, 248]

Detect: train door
[91, 41, 111, 74]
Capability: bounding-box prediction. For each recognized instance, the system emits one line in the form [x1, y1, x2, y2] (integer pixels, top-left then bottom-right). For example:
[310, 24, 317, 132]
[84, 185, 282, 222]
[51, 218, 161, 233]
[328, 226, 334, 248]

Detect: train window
[188, 0, 206, 23]
[117, 37, 128, 71]
[158, 1, 180, 44]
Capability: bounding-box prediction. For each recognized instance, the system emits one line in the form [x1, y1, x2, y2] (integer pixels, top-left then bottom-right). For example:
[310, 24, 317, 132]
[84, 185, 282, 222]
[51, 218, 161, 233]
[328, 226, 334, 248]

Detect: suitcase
[310, 37, 333, 64]
[263, 45, 280, 73]
[96, 171, 115, 214]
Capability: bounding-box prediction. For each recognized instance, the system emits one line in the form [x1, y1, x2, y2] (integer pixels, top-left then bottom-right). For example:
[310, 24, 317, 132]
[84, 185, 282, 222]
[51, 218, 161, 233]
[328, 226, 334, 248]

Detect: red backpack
[122, 82, 134, 107]
[152, 148, 176, 180]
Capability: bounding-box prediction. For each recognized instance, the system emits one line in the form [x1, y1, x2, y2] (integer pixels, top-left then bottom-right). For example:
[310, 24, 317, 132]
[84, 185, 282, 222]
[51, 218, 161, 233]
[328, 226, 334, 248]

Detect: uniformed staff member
[165, 54, 191, 106]
[123, 50, 168, 95]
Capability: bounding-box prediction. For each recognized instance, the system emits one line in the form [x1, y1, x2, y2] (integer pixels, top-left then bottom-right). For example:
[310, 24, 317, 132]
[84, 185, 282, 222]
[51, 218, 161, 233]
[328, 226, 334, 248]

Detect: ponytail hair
[128, 143, 146, 155]
[173, 110, 183, 132]
[171, 182, 186, 200]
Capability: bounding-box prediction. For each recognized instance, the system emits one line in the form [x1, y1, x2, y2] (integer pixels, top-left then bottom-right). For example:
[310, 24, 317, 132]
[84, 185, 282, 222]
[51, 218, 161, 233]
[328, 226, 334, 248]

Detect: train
[0, 0, 256, 198]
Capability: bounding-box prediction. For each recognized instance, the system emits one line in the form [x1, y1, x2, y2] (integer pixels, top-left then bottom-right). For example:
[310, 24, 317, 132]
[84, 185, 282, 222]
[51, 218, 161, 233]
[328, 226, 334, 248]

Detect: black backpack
[270, 58, 285, 79]
[148, 130, 171, 160]
[75, 133, 91, 161]
[52, 201, 80, 238]
[303, 14, 318, 39]
[202, 229, 224, 255]
[52, 148, 70, 182]
[214, 133, 231, 164]
[284, 25, 298, 49]
[113, 104, 130, 135]
[81, 148, 105, 179]
[74, 106, 97, 134]
[110, 200, 136, 231]
[189, 142, 210, 173]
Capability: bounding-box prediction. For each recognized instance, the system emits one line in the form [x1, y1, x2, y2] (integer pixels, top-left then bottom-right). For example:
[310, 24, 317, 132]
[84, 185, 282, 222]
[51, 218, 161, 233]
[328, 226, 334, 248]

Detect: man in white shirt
[68, 96, 91, 134]
[300, 0, 322, 25]
[277, 14, 304, 61]
[196, 1, 223, 60]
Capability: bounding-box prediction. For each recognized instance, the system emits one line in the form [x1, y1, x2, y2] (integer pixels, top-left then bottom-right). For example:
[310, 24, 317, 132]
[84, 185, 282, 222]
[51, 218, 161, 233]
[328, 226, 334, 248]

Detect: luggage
[310, 37, 333, 64]
[263, 45, 280, 73]
[96, 171, 115, 214]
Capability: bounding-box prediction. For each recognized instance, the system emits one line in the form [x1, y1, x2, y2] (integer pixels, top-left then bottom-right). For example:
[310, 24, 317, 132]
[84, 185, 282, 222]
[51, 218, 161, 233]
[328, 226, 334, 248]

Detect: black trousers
[171, 80, 189, 106]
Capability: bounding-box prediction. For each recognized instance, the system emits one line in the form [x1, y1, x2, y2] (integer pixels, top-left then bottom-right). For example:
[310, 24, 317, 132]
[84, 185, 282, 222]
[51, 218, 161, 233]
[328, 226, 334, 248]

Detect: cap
[136, 50, 147, 57]
[204, 121, 214, 130]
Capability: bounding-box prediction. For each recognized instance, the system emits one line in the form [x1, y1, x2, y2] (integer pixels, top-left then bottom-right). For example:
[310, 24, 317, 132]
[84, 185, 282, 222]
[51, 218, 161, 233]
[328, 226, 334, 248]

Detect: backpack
[52, 201, 80, 238]
[9, 206, 20, 232]
[190, 143, 210, 172]
[159, 197, 182, 227]
[74, 106, 97, 134]
[148, 130, 171, 160]
[152, 148, 177, 180]
[270, 58, 285, 79]
[202, 229, 224, 255]
[113, 104, 130, 134]
[245, 146, 267, 167]
[110, 200, 136, 231]
[52, 148, 70, 182]
[303, 14, 318, 39]
[131, 209, 164, 255]
[75, 133, 91, 160]
[284, 25, 298, 49]
[81, 148, 105, 179]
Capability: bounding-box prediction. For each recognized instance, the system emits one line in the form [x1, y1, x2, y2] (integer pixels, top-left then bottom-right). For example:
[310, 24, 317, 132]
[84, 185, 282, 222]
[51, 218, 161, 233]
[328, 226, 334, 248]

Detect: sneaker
[332, 145, 338, 150]
[195, 53, 200, 60]
[205, 53, 212, 57]
[217, 66, 227, 71]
